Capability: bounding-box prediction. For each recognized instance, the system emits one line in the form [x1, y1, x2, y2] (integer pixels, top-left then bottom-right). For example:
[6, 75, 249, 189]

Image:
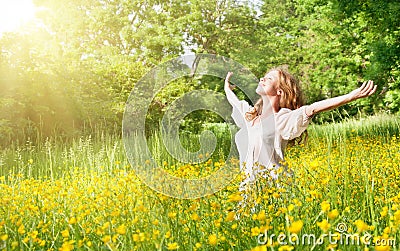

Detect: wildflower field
[1, 114, 400, 251]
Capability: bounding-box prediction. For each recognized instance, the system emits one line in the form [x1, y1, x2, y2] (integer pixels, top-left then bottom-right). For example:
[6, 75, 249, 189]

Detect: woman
[225, 68, 377, 189]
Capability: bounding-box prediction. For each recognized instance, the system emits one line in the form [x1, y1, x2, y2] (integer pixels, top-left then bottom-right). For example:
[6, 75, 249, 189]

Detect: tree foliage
[0, 0, 399, 144]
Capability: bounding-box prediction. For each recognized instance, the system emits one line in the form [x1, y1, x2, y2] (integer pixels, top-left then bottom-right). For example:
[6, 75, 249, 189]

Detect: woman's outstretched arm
[224, 72, 241, 107]
[305, 80, 377, 117]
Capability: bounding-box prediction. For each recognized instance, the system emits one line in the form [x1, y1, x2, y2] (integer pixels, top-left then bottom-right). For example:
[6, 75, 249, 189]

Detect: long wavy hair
[245, 67, 308, 145]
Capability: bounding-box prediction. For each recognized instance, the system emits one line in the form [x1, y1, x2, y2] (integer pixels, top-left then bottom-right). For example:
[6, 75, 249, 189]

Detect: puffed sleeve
[225, 85, 251, 128]
[275, 106, 312, 140]
[231, 100, 251, 128]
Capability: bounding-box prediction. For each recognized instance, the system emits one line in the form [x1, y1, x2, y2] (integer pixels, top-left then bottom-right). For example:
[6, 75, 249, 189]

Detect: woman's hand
[225, 72, 236, 90]
[349, 80, 377, 101]
[305, 80, 377, 117]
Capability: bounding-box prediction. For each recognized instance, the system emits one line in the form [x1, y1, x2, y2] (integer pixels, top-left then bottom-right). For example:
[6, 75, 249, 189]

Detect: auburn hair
[245, 67, 308, 145]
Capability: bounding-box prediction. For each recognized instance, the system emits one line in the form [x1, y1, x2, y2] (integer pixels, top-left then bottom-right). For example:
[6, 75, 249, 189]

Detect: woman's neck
[262, 95, 280, 114]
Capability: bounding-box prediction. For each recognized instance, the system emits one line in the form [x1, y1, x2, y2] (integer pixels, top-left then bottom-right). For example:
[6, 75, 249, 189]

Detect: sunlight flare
[0, 0, 37, 33]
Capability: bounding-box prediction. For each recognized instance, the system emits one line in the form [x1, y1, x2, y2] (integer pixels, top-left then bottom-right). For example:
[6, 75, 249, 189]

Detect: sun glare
[0, 0, 37, 34]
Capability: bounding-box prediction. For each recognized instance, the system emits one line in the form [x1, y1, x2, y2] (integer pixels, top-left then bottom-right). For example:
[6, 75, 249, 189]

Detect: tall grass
[309, 113, 400, 142]
[1, 114, 398, 179]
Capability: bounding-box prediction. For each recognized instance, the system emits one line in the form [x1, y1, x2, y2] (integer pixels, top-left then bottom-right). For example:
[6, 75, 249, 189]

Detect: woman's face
[256, 70, 279, 96]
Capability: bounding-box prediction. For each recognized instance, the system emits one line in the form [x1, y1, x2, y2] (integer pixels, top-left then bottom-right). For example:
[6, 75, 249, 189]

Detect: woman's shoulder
[275, 106, 309, 116]
[274, 106, 312, 125]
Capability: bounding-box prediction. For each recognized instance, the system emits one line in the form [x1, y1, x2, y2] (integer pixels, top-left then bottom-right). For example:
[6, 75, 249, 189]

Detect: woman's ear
[277, 89, 283, 96]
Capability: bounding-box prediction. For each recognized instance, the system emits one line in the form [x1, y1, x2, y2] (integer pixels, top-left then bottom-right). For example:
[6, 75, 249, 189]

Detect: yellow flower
[116, 224, 127, 235]
[328, 209, 339, 220]
[225, 211, 236, 222]
[257, 210, 266, 221]
[354, 220, 369, 233]
[167, 242, 179, 250]
[59, 240, 75, 251]
[214, 219, 221, 228]
[380, 207, 389, 217]
[164, 231, 171, 239]
[278, 245, 294, 251]
[321, 201, 330, 212]
[375, 244, 391, 251]
[383, 227, 391, 234]
[102, 235, 111, 244]
[11, 241, 18, 249]
[251, 227, 260, 236]
[317, 219, 331, 232]
[18, 225, 25, 234]
[28, 230, 38, 239]
[168, 212, 177, 219]
[133, 233, 140, 242]
[252, 245, 267, 251]
[310, 160, 319, 169]
[208, 234, 218, 245]
[288, 220, 303, 234]
[39, 240, 45, 246]
[61, 229, 69, 238]
[68, 217, 77, 224]
[227, 193, 243, 202]
[0, 234, 8, 241]
[191, 213, 201, 221]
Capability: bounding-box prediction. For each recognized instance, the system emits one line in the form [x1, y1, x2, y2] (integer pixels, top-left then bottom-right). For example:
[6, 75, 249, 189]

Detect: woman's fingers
[360, 80, 377, 97]
[369, 84, 377, 96]
[359, 81, 367, 91]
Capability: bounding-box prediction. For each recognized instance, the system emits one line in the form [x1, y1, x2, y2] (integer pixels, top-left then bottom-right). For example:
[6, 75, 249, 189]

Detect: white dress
[225, 87, 312, 186]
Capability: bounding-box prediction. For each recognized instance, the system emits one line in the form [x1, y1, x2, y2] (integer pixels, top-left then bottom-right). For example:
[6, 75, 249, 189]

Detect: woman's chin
[256, 88, 265, 95]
